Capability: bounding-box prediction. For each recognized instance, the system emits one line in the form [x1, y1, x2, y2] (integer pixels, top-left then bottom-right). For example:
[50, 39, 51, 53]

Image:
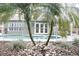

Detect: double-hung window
[36, 24, 39, 33]
[45, 24, 47, 33]
[35, 22, 48, 34]
[40, 24, 43, 33]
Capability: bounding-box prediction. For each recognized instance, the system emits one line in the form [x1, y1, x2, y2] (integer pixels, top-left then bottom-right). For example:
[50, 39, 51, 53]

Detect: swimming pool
[0, 34, 62, 41]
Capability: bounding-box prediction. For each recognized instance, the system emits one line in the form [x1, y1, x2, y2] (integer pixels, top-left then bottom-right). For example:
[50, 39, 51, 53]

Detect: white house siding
[30, 21, 35, 35]
[3, 20, 52, 35]
[3, 21, 37, 36]
[4, 21, 28, 35]
[0, 23, 4, 35]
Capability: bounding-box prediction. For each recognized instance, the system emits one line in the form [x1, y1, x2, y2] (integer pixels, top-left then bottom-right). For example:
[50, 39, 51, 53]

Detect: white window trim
[8, 22, 23, 32]
[34, 22, 49, 34]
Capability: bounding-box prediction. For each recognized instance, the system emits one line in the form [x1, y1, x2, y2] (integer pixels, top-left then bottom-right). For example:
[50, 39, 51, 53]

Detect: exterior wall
[3, 20, 59, 36]
[30, 21, 35, 35]
[4, 21, 29, 35]
[32, 21, 50, 35]
[2, 10, 58, 36]
[0, 23, 4, 35]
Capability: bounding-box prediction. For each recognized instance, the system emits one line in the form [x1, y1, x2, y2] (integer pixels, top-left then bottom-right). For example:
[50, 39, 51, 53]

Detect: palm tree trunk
[26, 21, 36, 46]
[45, 20, 53, 46]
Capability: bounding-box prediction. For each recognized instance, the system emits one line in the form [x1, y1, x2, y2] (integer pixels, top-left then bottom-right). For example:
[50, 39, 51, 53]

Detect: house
[2, 19, 61, 41]
[3, 9, 57, 36]
[4, 18, 50, 36]
[0, 10, 61, 41]
[0, 5, 78, 41]
[4, 20, 27, 35]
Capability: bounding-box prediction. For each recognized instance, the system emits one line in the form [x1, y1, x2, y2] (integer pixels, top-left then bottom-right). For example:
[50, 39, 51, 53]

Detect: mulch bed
[0, 41, 79, 56]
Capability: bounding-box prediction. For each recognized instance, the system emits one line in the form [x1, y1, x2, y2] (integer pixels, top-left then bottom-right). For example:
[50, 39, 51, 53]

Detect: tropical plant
[45, 4, 61, 46]
[68, 11, 79, 28]
[27, 3, 68, 46]
[15, 3, 36, 45]
[30, 3, 61, 46]
[72, 38, 79, 46]
[0, 3, 36, 46]
[0, 3, 79, 47]
[58, 16, 70, 37]
[12, 42, 26, 51]
[0, 4, 16, 23]
[45, 4, 79, 46]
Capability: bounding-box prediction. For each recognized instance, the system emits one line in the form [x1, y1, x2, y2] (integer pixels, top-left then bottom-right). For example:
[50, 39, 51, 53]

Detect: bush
[60, 43, 69, 49]
[72, 38, 79, 46]
[10, 40, 26, 51]
[13, 43, 26, 51]
[0, 40, 26, 52]
[55, 42, 70, 49]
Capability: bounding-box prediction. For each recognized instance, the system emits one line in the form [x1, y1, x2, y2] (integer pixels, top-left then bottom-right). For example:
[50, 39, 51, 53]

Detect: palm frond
[58, 16, 70, 37]
[0, 4, 16, 23]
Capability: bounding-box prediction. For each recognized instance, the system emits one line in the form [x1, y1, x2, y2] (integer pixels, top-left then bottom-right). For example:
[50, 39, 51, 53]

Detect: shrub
[10, 40, 26, 51]
[60, 43, 69, 49]
[13, 43, 26, 51]
[72, 38, 79, 46]
[55, 42, 70, 49]
[0, 40, 26, 52]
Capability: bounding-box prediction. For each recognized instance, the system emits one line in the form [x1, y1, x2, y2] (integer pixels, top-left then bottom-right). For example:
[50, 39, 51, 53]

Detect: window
[16, 27, 18, 31]
[12, 23, 13, 27]
[9, 27, 13, 31]
[9, 27, 11, 30]
[14, 27, 16, 31]
[45, 24, 47, 33]
[19, 27, 21, 31]
[35, 23, 48, 34]
[5, 28, 7, 34]
[11, 27, 13, 31]
[15, 24, 16, 27]
[40, 24, 43, 33]
[36, 24, 39, 33]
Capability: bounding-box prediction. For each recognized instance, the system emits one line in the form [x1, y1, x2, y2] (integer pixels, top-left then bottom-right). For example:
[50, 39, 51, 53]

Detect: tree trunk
[45, 20, 53, 46]
[26, 21, 36, 46]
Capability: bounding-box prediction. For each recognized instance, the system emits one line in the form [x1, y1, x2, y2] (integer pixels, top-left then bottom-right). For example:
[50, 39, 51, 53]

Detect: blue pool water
[0, 35, 61, 39]
[0, 34, 62, 41]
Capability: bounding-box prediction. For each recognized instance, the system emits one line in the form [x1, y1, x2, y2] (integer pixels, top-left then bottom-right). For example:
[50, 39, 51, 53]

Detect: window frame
[34, 22, 49, 34]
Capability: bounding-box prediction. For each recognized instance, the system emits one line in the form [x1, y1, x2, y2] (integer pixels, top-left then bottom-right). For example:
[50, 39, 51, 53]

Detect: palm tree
[15, 3, 36, 45]
[0, 4, 17, 36]
[45, 4, 79, 46]
[45, 4, 61, 46]
[0, 3, 36, 46]
[0, 4, 16, 48]
[29, 3, 61, 46]
[0, 3, 79, 46]
[58, 15, 70, 38]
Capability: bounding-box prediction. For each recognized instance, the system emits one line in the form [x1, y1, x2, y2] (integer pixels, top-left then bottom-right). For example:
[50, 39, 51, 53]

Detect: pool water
[0, 34, 62, 41]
